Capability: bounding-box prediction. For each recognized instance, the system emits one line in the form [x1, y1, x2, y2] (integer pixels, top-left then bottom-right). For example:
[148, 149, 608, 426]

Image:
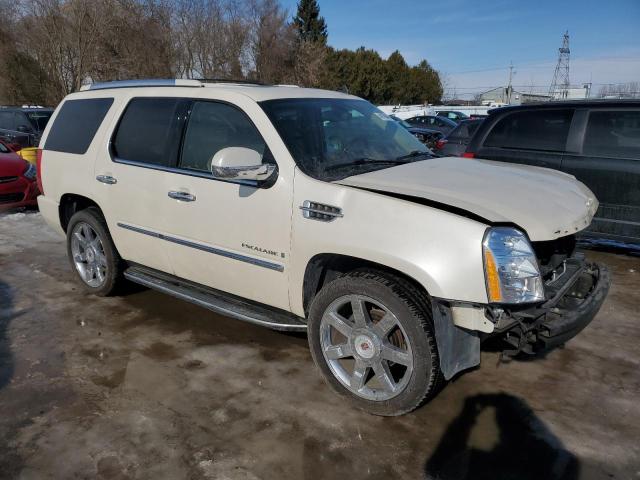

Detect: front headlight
[483, 227, 544, 304]
[23, 162, 36, 180]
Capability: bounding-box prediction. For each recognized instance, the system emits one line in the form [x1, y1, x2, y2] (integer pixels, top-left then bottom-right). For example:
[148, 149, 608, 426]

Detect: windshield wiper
[395, 150, 432, 161]
[324, 158, 409, 173]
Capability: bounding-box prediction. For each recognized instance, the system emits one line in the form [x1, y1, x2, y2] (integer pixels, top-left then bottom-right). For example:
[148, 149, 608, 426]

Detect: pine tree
[293, 0, 328, 44]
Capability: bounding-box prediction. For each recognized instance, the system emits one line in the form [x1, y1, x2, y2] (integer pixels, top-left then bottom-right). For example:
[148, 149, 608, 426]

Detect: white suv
[37, 79, 609, 416]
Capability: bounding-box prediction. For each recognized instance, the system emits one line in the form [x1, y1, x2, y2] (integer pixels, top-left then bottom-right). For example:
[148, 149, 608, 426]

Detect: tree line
[0, 0, 442, 106]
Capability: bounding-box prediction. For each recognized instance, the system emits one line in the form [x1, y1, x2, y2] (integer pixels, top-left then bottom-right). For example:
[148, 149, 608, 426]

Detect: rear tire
[308, 270, 444, 416]
[66, 207, 124, 296]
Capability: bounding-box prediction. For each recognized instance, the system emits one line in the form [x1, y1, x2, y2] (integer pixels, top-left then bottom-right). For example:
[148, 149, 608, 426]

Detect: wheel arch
[301, 252, 482, 382]
[59, 193, 104, 233]
[302, 253, 434, 317]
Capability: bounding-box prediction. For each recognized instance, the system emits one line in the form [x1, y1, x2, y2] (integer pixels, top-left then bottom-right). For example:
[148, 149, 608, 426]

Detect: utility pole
[549, 31, 571, 100]
[507, 61, 515, 104]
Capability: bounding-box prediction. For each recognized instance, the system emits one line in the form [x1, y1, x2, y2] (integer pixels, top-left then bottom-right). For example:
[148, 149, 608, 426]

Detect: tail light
[435, 139, 447, 150]
[36, 148, 44, 194]
[462, 152, 475, 158]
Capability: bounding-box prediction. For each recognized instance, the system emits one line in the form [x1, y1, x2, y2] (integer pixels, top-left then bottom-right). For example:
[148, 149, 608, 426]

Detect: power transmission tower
[549, 31, 570, 99]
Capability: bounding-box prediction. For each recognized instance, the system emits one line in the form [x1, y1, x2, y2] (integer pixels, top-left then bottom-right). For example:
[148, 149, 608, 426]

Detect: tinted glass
[0, 111, 14, 130]
[180, 101, 268, 173]
[484, 109, 573, 151]
[45, 98, 113, 154]
[25, 110, 53, 132]
[14, 113, 34, 132]
[583, 110, 640, 159]
[0, 142, 9, 153]
[261, 98, 430, 181]
[113, 98, 185, 167]
[448, 120, 482, 140]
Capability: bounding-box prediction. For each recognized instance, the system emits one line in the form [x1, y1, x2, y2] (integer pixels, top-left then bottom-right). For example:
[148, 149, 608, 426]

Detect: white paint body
[37, 83, 598, 328]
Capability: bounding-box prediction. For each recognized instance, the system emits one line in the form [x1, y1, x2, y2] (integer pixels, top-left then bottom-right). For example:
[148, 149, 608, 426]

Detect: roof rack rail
[195, 78, 267, 86]
[80, 79, 203, 91]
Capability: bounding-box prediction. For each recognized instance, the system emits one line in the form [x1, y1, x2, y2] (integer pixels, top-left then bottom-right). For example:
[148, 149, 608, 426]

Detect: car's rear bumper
[37, 195, 65, 236]
[492, 259, 610, 354]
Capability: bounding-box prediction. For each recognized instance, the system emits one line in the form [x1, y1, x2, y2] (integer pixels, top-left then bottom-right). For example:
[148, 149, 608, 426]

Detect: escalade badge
[242, 243, 285, 258]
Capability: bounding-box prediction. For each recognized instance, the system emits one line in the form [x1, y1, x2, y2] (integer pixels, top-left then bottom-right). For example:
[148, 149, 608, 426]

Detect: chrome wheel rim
[319, 294, 413, 401]
[71, 222, 107, 288]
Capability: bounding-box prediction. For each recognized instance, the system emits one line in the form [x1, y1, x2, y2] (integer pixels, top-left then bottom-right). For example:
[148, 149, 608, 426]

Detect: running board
[124, 266, 307, 332]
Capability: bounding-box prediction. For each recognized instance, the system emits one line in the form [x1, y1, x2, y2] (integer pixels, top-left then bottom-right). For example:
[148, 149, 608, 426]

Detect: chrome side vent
[300, 200, 343, 222]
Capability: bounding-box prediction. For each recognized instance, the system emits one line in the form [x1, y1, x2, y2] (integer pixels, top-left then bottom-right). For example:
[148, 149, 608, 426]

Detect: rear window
[45, 98, 113, 154]
[583, 110, 640, 159]
[484, 109, 573, 152]
[449, 120, 481, 140]
[25, 110, 53, 132]
[112, 97, 187, 167]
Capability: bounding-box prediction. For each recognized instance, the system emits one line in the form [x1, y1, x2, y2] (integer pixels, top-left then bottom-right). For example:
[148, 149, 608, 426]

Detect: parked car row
[0, 106, 54, 148]
[390, 115, 444, 150]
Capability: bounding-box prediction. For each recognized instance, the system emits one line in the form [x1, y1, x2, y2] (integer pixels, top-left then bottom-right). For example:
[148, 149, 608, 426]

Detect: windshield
[260, 98, 432, 181]
[25, 111, 53, 132]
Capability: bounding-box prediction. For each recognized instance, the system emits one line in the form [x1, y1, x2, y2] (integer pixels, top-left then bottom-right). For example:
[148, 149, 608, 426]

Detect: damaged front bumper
[432, 254, 610, 380]
[490, 256, 610, 355]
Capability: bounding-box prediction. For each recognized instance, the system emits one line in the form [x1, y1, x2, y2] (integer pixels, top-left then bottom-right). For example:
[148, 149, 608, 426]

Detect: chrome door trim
[117, 223, 284, 272]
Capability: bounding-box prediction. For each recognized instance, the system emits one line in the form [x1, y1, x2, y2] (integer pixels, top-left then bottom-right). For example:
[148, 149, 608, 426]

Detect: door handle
[168, 191, 196, 202]
[96, 175, 117, 185]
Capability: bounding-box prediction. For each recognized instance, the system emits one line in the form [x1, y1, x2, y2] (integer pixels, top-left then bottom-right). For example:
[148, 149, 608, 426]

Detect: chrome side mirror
[210, 147, 276, 183]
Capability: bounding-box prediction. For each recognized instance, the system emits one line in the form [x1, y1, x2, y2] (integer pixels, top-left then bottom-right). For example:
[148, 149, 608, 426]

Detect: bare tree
[598, 82, 640, 99]
[245, 0, 294, 83]
[171, 0, 250, 79]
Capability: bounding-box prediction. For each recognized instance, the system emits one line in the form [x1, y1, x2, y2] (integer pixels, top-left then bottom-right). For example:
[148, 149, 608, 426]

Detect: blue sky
[280, 0, 640, 98]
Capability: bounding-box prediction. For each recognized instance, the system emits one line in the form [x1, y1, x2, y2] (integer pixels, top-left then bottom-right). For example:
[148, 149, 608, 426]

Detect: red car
[0, 140, 39, 211]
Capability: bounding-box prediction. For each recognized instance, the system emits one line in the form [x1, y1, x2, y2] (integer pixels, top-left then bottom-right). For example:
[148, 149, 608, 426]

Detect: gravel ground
[0, 211, 639, 480]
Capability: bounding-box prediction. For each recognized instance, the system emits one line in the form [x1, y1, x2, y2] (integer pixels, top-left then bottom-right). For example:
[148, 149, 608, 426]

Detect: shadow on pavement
[0, 279, 19, 391]
[425, 393, 579, 480]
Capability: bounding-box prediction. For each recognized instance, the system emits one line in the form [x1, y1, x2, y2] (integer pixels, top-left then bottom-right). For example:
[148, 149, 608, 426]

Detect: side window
[112, 98, 186, 167]
[45, 98, 113, 154]
[583, 110, 640, 159]
[0, 111, 14, 130]
[179, 101, 269, 173]
[15, 112, 33, 132]
[484, 109, 573, 151]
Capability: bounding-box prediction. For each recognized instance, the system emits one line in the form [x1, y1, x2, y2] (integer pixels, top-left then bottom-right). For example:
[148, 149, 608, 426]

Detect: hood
[0, 152, 28, 177]
[336, 157, 598, 241]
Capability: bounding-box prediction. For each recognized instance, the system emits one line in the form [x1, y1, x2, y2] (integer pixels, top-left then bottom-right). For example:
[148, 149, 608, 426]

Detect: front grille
[531, 234, 577, 279]
[0, 192, 24, 204]
[0, 176, 18, 184]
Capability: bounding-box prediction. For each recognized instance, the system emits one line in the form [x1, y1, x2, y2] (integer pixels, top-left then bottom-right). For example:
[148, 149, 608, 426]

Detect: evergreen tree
[293, 0, 328, 44]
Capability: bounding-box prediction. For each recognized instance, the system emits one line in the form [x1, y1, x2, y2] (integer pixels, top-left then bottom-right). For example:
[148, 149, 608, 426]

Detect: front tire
[66, 207, 123, 296]
[308, 270, 444, 416]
